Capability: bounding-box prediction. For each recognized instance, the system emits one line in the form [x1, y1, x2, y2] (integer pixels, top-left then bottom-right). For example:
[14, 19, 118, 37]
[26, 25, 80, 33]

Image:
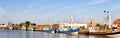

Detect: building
[0, 24, 8, 30]
[0, 24, 7, 27]
[87, 21, 99, 28]
[52, 24, 59, 28]
[113, 19, 120, 27]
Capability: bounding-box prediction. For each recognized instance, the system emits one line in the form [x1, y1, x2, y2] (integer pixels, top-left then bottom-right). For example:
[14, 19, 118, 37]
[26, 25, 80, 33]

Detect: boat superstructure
[58, 16, 87, 34]
[58, 23, 87, 34]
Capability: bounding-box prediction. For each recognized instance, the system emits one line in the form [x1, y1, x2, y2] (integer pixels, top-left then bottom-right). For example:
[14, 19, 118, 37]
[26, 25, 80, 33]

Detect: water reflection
[0, 30, 117, 38]
[0, 30, 23, 38]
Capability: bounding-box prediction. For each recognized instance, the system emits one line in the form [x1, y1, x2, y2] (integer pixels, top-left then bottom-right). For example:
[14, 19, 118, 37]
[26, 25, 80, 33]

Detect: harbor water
[0, 30, 119, 38]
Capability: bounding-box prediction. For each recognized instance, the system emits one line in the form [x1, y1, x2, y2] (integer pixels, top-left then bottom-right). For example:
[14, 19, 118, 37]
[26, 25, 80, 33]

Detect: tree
[25, 21, 31, 30]
[96, 23, 100, 27]
[103, 24, 109, 29]
[20, 23, 25, 27]
[31, 23, 36, 26]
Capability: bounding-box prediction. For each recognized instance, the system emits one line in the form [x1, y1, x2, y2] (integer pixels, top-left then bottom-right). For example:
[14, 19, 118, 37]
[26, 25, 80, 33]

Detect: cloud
[107, 4, 120, 11]
[0, 6, 6, 17]
[19, 5, 33, 17]
[14, 3, 34, 18]
[74, 6, 95, 16]
[88, 0, 109, 5]
[27, 4, 33, 9]
[6, 4, 35, 23]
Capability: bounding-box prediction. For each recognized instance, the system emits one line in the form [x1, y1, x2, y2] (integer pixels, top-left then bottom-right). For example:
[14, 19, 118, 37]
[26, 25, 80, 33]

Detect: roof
[113, 19, 120, 25]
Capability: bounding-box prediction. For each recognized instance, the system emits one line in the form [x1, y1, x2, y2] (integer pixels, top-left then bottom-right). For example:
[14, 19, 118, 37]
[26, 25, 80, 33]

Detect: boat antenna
[104, 10, 111, 28]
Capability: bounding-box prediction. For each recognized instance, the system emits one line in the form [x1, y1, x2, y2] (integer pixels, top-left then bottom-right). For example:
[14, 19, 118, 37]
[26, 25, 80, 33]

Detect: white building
[0, 24, 8, 27]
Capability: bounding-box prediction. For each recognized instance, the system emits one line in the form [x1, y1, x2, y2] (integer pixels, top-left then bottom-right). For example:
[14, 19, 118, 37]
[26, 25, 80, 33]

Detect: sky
[0, 0, 120, 24]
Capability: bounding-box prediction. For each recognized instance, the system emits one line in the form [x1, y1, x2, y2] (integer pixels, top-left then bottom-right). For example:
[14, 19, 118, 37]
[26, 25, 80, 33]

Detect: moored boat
[57, 23, 87, 34]
[43, 28, 55, 33]
[58, 28, 79, 34]
[86, 31, 120, 35]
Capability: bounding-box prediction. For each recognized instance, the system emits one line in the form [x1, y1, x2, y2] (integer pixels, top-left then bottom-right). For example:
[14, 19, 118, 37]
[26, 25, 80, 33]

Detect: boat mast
[90, 16, 93, 27]
[104, 10, 111, 28]
[50, 17, 52, 28]
[70, 15, 74, 24]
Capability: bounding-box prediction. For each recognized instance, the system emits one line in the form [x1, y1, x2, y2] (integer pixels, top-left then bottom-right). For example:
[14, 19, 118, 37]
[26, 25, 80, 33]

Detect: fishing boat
[58, 23, 87, 34]
[44, 18, 55, 33]
[58, 28, 79, 34]
[85, 10, 120, 35]
[86, 31, 120, 35]
[57, 15, 87, 34]
[27, 24, 34, 32]
[86, 27, 120, 35]
[43, 28, 55, 33]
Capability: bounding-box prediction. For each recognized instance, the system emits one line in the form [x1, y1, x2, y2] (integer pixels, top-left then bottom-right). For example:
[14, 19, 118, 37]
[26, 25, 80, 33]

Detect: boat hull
[86, 32, 120, 35]
[58, 28, 79, 34]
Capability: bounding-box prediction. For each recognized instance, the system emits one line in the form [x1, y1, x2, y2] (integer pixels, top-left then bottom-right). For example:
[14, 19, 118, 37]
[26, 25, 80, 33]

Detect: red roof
[113, 19, 120, 24]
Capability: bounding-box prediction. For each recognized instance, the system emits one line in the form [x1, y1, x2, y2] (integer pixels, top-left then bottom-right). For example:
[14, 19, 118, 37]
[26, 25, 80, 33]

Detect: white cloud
[14, 4, 34, 18]
[0, 6, 6, 17]
[107, 4, 120, 11]
[88, 0, 109, 5]
[6, 4, 35, 24]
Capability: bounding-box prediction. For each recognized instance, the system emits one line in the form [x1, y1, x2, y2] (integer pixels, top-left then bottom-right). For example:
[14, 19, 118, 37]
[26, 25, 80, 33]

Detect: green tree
[103, 24, 109, 29]
[31, 23, 36, 26]
[25, 21, 31, 30]
[96, 23, 100, 27]
[20, 23, 24, 27]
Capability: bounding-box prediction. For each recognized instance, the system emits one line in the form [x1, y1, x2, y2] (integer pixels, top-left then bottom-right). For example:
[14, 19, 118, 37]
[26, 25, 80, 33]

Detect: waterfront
[0, 30, 119, 38]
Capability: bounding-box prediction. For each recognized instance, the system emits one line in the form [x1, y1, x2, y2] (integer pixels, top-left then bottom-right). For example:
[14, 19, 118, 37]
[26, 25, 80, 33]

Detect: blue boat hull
[58, 28, 79, 34]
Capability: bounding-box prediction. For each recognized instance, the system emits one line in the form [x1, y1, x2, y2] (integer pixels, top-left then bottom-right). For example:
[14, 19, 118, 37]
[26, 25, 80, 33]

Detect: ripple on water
[0, 30, 114, 38]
